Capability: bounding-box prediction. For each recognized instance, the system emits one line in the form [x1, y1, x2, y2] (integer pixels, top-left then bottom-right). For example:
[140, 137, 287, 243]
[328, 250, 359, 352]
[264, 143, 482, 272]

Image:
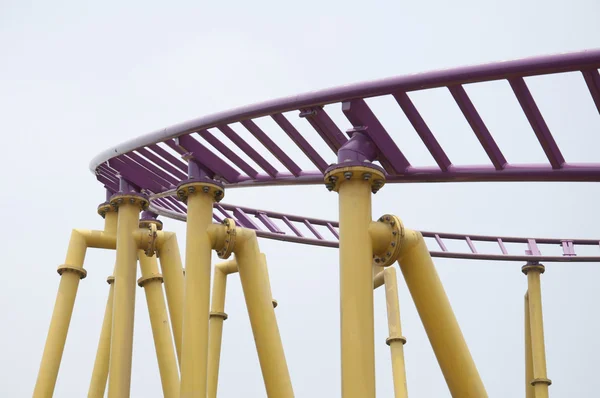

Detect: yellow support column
[325, 165, 384, 398]
[176, 169, 223, 397]
[207, 260, 237, 398]
[236, 228, 294, 397]
[107, 190, 148, 398]
[383, 267, 408, 398]
[33, 230, 88, 398]
[88, 202, 118, 398]
[522, 264, 552, 398]
[397, 230, 487, 398]
[157, 232, 185, 365]
[138, 252, 180, 398]
[525, 292, 534, 398]
[88, 275, 115, 398]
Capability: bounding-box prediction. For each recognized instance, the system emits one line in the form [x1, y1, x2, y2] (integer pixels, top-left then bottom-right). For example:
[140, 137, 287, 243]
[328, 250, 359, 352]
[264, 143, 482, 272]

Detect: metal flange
[373, 214, 404, 267]
[324, 163, 386, 193]
[142, 222, 158, 258]
[216, 218, 236, 259]
[176, 180, 224, 204]
[109, 193, 149, 211]
[97, 201, 116, 218]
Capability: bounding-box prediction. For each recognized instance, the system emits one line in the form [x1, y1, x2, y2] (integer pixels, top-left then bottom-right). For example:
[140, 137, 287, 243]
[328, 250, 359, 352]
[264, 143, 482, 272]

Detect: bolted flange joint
[109, 193, 149, 211]
[176, 180, 224, 204]
[57, 264, 87, 279]
[97, 201, 116, 218]
[215, 218, 236, 259]
[323, 163, 386, 193]
[373, 214, 404, 267]
[140, 222, 159, 258]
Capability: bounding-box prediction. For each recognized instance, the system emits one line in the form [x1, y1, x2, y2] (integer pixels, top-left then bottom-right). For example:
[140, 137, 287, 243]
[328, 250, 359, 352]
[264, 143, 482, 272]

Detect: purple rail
[91, 49, 600, 193]
[147, 199, 600, 263]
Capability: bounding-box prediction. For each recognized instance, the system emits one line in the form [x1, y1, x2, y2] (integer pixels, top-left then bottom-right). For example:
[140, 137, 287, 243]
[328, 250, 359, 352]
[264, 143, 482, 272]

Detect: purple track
[90, 49, 600, 262]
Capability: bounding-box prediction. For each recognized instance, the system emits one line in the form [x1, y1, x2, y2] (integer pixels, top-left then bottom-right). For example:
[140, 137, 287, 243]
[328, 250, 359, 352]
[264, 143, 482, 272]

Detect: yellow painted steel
[236, 229, 294, 397]
[523, 264, 551, 398]
[397, 230, 487, 398]
[88, 273, 115, 398]
[383, 267, 408, 398]
[525, 292, 534, 398]
[180, 188, 215, 397]
[108, 200, 143, 398]
[33, 229, 95, 397]
[138, 253, 180, 398]
[207, 259, 237, 398]
[157, 232, 185, 365]
[338, 176, 376, 398]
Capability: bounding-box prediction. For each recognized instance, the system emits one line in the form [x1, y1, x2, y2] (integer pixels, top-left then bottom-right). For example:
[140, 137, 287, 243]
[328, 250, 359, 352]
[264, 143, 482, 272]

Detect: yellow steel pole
[383, 267, 408, 398]
[236, 228, 294, 397]
[177, 179, 221, 397]
[328, 166, 381, 398]
[33, 230, 89, 398]
[138, 252, 180, 398]
[107, 193, 148, 398]
[207, 260, 237, 398]
[88, 274, 115, 398]
[522, 264, 552, 398]
[397, 230, 487, 398]
[525, 292, 534, 398]
[157, 232, 185, 365]
[88, 207, 118, 398]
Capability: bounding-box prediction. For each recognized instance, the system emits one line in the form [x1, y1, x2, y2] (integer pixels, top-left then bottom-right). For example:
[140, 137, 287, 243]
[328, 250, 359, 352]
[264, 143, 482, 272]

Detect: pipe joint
[386, 336, 407, 346]
[208, 219, 237, 259]
[137, 273, 164, 287]
[522, 264, 545, 275]
[371, 214, 404, 267]
[530, 378, 552, 386]
[97, 202, 116, 219]
[324, 164, 386, 193]
[176, 181, 224, 204]
[57, 264, 87, 279]
[141, 223, 158, 258]
[109, 192, 149, 211]
[209, 312, 228, 321]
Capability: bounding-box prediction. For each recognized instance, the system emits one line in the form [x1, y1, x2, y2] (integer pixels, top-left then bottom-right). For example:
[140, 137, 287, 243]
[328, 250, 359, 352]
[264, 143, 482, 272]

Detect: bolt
[203, 186, 209, 193]
[189, 186, 195, 193]
[225, 240, 229, 244]
[386, 216, 390, 221]
[330, 176, 338, 183]
[326, 183, 334, 191]
[117, 198, 123, 204]
[392, 231, 397, 236]
[387, 252, 391, 256]
[363, 173, 372, 180]
[375, 258, 381, 263]
[391, 242, 396, 247]
[379, 217, 384, 222]
[130, 198, 136, 204]
[344, 172, 353, 180]
[215, 191, 223, 197]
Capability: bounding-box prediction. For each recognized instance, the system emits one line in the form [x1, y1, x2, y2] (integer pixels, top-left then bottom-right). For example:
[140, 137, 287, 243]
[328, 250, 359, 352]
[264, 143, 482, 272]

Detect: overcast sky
[2, 1, 600, 397]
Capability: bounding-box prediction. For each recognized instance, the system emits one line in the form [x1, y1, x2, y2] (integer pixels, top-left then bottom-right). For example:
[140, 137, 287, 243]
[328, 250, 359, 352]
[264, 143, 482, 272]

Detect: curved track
[90, 49, 600, 262]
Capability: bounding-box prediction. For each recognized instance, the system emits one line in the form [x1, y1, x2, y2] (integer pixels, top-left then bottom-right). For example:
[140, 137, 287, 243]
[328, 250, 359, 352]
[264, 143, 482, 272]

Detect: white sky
[2, 1, 600, 397]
